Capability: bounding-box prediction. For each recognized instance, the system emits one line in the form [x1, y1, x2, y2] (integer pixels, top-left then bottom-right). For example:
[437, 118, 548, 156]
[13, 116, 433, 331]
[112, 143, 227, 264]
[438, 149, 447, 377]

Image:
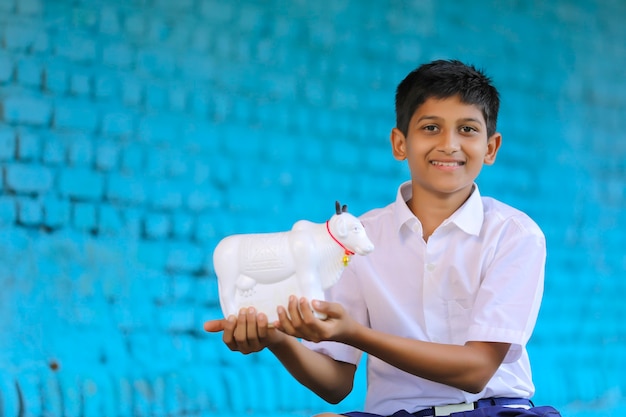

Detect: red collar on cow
[326, 220, 355, 266]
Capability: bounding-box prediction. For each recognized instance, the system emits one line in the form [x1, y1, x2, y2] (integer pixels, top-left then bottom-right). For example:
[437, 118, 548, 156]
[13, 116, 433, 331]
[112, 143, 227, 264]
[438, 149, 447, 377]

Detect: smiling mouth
[430, 161, 465, 167]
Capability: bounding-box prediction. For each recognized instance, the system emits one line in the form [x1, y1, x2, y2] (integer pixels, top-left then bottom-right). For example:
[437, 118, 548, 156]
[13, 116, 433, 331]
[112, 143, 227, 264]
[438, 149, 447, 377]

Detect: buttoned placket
[421, 223, 454, 343]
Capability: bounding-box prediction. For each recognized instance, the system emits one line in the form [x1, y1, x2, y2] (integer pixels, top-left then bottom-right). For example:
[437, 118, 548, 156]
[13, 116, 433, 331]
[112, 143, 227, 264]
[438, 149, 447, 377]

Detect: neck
[318, 239, 347, 289]
[407, 184, 474, 241]
[326, 220, 355, 257]
[317, 219, 353, 289]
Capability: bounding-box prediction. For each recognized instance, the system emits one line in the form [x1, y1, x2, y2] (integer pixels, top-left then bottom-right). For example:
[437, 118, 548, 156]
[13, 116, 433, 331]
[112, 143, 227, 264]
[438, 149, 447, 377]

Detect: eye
[460, 125, 477, 134]
[422, 124, 439, 133]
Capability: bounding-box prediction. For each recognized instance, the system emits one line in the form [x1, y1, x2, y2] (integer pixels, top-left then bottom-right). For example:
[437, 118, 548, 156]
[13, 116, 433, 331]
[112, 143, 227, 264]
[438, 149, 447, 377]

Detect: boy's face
[390, 95, 501, 201]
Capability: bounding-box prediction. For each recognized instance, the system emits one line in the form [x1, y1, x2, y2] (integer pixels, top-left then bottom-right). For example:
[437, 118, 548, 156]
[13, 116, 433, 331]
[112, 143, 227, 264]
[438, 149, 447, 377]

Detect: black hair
[395, 60, 500, 137]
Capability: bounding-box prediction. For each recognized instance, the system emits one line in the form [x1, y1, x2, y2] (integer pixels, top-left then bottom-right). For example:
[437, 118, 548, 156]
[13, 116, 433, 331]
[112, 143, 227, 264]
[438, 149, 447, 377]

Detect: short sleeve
[466, 217, 546, 363]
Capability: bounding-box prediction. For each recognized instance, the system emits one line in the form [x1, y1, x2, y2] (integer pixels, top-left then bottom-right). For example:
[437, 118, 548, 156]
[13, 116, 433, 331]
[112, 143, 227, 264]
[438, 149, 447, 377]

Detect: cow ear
[335, 216, 348, 237]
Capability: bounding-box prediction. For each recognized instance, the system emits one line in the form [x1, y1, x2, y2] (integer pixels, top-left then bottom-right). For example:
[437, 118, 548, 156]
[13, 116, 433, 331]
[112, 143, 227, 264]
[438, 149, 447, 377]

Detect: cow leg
[297, 271, 327, 320]
[236, 275, 257, 297]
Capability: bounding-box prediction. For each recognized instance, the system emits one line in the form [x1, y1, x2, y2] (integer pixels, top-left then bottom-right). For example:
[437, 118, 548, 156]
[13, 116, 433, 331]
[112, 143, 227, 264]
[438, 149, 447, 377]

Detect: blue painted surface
[0, 0, 625, 416]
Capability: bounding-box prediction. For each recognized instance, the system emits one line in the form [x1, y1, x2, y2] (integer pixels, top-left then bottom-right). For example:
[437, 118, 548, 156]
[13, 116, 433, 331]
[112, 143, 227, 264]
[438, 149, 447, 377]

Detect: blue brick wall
[0, 1, 625, 416]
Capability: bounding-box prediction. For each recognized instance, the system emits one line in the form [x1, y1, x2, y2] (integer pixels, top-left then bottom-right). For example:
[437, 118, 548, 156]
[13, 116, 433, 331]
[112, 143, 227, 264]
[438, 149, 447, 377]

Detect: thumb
[203, 319, 226, 333]
[311, 300, 341, 318]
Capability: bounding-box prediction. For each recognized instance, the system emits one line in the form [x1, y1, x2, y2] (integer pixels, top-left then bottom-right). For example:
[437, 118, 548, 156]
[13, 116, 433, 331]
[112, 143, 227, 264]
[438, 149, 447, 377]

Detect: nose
[359, 241, 375, 255]
[438, 130, 460, 154]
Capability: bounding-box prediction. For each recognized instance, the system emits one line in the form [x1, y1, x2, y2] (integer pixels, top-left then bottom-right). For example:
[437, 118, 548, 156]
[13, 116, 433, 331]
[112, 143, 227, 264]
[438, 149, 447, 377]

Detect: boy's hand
[275, 296, 354, 343]
[203, 307, 285, 354]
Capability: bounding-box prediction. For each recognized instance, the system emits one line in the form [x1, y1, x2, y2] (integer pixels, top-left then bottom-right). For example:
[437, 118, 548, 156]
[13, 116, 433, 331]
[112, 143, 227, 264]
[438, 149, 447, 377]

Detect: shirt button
[426, 263, 435, 272]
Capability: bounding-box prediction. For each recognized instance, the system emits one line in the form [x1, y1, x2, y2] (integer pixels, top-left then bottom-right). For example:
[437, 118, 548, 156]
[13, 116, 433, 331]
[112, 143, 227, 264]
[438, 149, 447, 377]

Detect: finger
[233, 308, 250, 348]
[222, 315, 237, 347]
[298, 297, 317, 324]
[246, 307, 259, 339]
[297, 298, 325, 341]
[284, 297, 317, 341]
[203, 319, 226, 333]
[276, 305, 296, 335]
[257, 313, 268, 339]
[312, 299, 341, 318]
[287, 295, 303, 326]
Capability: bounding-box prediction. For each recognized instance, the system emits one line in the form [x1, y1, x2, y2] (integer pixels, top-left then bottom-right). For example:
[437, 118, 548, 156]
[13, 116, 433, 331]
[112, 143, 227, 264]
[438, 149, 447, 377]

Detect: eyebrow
[416, 115, 484, 125]
[458, 117, 484, 125]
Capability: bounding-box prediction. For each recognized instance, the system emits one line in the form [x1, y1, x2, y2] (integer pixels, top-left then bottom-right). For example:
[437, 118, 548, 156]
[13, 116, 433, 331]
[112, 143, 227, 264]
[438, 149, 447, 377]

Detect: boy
[205, 60, 561, 417]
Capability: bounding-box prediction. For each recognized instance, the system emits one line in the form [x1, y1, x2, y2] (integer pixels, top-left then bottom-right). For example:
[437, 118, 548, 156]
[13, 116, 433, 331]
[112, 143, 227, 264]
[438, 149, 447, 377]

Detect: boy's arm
[345, 325, 509, 393]
[204, 308, 356, 404]
[278, 298, 509, 394]
[269, 335, 357, 404]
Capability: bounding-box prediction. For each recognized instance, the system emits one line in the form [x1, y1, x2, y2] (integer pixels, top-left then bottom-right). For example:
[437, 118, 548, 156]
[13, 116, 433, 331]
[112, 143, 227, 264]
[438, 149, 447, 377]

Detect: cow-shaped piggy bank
[214, 202, 374, 323]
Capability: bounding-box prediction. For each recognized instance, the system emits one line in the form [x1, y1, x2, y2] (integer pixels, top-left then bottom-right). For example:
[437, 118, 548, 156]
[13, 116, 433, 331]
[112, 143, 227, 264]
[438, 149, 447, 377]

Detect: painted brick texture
[0, 1, 625, 416]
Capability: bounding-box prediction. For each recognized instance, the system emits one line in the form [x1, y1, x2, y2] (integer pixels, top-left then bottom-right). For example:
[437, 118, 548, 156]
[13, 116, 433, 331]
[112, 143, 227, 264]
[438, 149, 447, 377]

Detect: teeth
[431, 161, 462, 167]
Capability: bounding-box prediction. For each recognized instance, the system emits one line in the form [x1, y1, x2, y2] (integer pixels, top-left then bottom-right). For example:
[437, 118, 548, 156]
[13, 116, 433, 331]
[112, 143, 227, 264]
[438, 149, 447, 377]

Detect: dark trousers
[343, 405, 561, 417]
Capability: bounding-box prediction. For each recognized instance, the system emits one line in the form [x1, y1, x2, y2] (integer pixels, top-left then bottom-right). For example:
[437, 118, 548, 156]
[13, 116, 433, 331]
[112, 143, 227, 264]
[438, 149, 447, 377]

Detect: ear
[483, 132, 502, 165]
[335, 216, 348, 238]
[390, 128, 407, 161]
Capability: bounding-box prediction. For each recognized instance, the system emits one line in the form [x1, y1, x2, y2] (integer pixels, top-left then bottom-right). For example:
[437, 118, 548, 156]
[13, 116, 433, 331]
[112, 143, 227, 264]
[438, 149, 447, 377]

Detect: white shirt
[303, 181, 545, 415]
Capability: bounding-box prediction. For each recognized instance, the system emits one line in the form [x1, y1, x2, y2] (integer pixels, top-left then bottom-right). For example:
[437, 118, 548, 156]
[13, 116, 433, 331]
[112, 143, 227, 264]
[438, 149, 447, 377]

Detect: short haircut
[395, 60, 500, 137]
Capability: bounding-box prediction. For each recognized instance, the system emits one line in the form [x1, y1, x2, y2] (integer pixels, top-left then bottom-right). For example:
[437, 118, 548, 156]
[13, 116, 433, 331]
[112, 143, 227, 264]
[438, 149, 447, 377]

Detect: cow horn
[335, 201, 341, 215]
[342, 204, 348, 213]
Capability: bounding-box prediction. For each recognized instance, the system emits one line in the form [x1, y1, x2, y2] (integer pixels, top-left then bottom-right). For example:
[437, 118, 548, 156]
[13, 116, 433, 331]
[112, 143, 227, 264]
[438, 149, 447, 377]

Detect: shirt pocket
[447, 299, 472, 345]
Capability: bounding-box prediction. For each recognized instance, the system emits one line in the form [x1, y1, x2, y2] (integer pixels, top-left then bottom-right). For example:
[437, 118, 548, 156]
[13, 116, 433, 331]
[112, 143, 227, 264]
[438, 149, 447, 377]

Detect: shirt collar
[393, 181, 417, 233]
[446, 184, 484, 236]
[393, 181, 484, 236]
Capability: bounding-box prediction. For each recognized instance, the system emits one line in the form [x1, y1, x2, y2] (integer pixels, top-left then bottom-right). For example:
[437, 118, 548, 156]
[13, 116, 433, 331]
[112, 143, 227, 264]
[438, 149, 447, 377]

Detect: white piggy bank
[213, 202, 374, 323]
